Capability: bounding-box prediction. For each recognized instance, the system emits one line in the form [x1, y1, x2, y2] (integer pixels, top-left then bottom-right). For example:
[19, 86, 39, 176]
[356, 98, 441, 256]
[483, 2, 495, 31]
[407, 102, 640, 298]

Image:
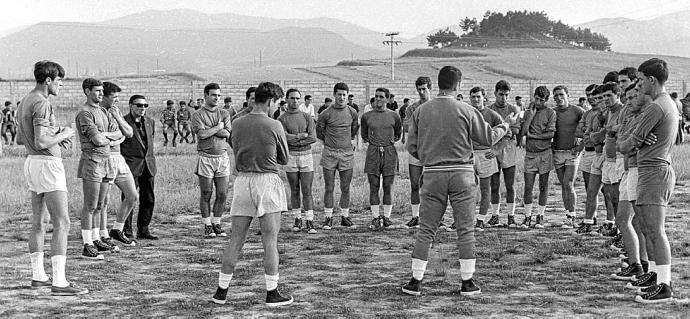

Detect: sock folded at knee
[30, 252, 49, 281]
[218, 272, 233, 289]
[383, 205, 392, 218]
[411, 258, 428, 280]
[305, 210, 314, 221]
[459, 259, 476, 280]
[51, 255, 68, 288]
[370, 205, 379, 217]
[411, 204, 420, 217]
[324, 208, 333, 218]
[265, 273, 279, 291]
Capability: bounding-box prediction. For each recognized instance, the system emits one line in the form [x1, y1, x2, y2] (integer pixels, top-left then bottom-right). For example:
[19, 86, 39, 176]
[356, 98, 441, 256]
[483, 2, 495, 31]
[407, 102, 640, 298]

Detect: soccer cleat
[406, 216, 420, 228]
[474, 219, 485, 232]
[611, 263, 644, 281]
[520, 216, 532, 229]
[402, 277, 421, 296]
[266, 288, 294, 307]
[626, 272, 657, 290]
[575, 223, 594, 234]
[561, 215, 575, 229]
[101, 237, 120, 251]
[381, 216, 393, 228]
[322, 217, 333, 230]
[93, 239, 113, 252]
[109, 229, 135, 247]
[205, 225, 217, 238]
[212, 286, 228, 305]
[31, 278, 52, 289]
[305, 220, 317, 234]
[369, 217, 382, 230]
[292, 218, 303, 232]
[487, 215, 500, 227]
[212, 224, 227, 237]
[51, 282, 89, 296]
[635, 283, 673, 304]
[341, 216, 353, 227]
[534, 215, 544, 229]
[507, 215, 517, 228]
[82, 244, 104, 260]
[460, 278, 482, 296]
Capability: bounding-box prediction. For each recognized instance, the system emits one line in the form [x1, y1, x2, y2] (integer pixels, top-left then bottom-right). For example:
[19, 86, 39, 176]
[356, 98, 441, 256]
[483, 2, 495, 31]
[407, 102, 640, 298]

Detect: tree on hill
[426, 28, 460, 48]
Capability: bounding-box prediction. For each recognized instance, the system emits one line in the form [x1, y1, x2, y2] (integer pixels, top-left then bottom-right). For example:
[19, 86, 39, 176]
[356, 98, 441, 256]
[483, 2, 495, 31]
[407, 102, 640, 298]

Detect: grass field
[1, 135, 690, 317]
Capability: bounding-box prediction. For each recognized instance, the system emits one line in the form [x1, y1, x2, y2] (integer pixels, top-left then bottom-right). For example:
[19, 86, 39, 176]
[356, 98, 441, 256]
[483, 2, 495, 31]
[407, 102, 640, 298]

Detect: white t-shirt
[298, 103, 315, 117]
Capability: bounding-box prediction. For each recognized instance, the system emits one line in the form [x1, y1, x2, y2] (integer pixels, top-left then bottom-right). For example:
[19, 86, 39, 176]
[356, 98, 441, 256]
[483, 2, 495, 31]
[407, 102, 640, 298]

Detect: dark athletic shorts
[636, 166, 675, 207]
[364, 144, 398, 176]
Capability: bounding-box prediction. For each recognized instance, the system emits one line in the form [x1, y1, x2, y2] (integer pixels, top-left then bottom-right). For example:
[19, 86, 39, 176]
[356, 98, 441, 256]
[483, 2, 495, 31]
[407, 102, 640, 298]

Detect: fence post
[683, 80, 686, 97]
[364, 80, 370, 101]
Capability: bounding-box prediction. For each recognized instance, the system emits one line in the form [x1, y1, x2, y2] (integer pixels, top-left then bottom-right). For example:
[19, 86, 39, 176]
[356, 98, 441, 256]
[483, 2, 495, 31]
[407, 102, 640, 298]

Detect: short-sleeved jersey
[75, 105, 110, 160]
[16, 91, 61, 157]
[191, 106, 232, 155]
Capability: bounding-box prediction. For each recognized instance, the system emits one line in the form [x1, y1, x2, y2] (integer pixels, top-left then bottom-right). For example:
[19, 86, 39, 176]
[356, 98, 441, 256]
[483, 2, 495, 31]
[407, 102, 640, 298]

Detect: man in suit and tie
[120, 94, 158, 240]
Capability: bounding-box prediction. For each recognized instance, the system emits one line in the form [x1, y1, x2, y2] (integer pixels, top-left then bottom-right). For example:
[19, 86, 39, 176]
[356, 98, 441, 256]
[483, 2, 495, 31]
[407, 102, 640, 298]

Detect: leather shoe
[137, 232, 159, 240]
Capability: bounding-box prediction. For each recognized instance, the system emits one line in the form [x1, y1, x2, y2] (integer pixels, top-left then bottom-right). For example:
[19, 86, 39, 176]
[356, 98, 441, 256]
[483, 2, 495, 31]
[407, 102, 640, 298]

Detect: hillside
[577, 10, 690, 58]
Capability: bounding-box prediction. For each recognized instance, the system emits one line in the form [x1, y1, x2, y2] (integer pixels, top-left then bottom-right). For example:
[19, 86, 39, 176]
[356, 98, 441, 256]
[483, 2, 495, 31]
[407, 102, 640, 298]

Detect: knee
[52, 214, 70, 231]
[200, 190, 213, 200]
[216, 191, 228, 202]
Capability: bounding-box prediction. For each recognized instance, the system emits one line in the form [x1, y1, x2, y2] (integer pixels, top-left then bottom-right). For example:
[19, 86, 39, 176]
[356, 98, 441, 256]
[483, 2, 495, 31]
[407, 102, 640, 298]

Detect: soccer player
[618, 58, 677, 303]
[361, 87, 402, 229]
[401, 66, 513, 296]
[618, 67, 638, 103]
[75, 78, 124, 260]
[347, 94, 360, 112]
[213, 82, 292, 306]
[488, 80, 521, 227]
[468, 86, 504, 231]
[278, 88, 317, 234]
[232, 87, 256, 122]
[177, 101, 193, 144]
[518, 86, 556, 229]
[316, 83, 360, 230]
[551, 85, 584, 228]
[18, 60, 87, 295]
[95, 82, 140, 248]
[160, 100, 177, 147]
[191, 83, 232, 238]
[2, 101, 17, 145]
[404, 76, 432, 228]
[298, 94, 316, 118]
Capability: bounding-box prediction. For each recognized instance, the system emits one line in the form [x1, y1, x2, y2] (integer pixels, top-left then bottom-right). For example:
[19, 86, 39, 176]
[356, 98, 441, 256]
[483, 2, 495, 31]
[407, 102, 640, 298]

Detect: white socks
[81, 229, 93, 245]
[30, 252, 49, 281]
[114, 222, 125, 232]
[459, 258, 476, 280]
[305, 210, 314, 221]
[537, 205, 546, 216]
[341, 208, 350, 218]
[324, 208, 333, 218]
[265, 274, 279, 291]
[100, 229, 109, 239]
[51, 255, 68, 287]
[657, 264, 671, 285]
[584, 218, 594, 225]
[507, 203, 516, 216]
[648, 261, 657, 273]
[411, 258, 428, 280]
[212, 217, 221, 225]
[491, 203, 500, 215]
[524, 203, 533, 217]
[291, 209, 301, 219]
[411, 204, 420, 217]
[218, 272, 233, 289]
[371, 205, 379, 217]
[202, 217, 211, 226]
[92, 228, 100, 241]
[383, 205, 392, 218]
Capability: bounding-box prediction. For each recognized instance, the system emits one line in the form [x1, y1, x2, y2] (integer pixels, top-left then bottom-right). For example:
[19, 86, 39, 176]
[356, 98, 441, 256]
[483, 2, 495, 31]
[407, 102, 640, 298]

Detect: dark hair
[224, 97, 232, 103]
[515, 96, 522, 100]
[603, 71, 619, 84]
[102, 82, 121, 97]
[246, 87, 256, 100]
[4, 101, 11, 107]
[534, 86, 550, 100]
[638, 58, 669, 85]
[553, 85, 569, 95]
[375, 87, 390, 99]
[457, 93, 463, 99]
[129, 94, 146, 104]
[370, 97, 375, 103]
[348, 94, 354, 98]
[82, 78, 103, 94]
[591, 85, 604, 96]
[204, 83, 220, 95]
[670, 92, 678, 99]
[403, 98, 410, 103]
[579, 97, 586, 103]
[33, 60, 65, 84]
[619, 67, 638, 81]
[495, 80, 511, 92]
[333, 82, 349, 94]
[166, 100, 174, 105]
[600, 82, 620, 95]
[179, 101, 186, 106]
[437, 66, 462, 91]
[286, 88, 301, 98]
[255, 82, 284, 104]
[305, 95, 312, 100]
[390, 94, 395, 98]
[585, 84, 597, 94]
[415, 76, 432, 89]
[469, 86, 485, 97]
[625, 82, 638, 94]
[325, 98, 333, 103]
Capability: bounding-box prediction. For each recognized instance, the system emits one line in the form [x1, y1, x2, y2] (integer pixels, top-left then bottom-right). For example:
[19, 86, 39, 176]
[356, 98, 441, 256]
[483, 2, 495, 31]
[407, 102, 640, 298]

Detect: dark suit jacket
[120, 113, 157, 177]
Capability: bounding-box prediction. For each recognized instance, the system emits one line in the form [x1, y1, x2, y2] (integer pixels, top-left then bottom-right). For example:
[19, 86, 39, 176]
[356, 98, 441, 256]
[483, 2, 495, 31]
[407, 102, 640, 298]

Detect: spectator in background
[456, 93, 464, 101]
[399, 98, 410, 144]
[671, 92, 683, 144]
[363, 97, 375, 114]
[515, 96, 524, 111]
[2, 101, 17, 145]
[317, 98, 333, 114]
[681, 93, 690, 134]
[578, 97, 589, 110]
[347, 94, 359, 113]
[387, 94, 398, 111]
[299, 94, 316, 118]
[273, 101, 287, 120]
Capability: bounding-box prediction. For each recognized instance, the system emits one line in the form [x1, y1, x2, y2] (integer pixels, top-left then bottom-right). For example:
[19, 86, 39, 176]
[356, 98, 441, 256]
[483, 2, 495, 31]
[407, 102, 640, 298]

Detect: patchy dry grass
[1, 139, 690, 317]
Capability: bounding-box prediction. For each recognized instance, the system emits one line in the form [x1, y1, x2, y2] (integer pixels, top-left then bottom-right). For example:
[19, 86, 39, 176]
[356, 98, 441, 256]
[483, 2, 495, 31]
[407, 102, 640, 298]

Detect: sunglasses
[133, 103, 149, 108]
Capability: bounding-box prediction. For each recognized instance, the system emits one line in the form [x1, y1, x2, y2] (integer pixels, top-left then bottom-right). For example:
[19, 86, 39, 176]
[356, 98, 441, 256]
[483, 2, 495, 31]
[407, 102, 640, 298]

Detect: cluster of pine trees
[427, 10, 611, 51]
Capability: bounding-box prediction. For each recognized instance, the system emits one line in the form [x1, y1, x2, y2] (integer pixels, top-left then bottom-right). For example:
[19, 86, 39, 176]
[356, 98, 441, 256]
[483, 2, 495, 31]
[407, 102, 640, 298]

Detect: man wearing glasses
[120, 95, 158, 240]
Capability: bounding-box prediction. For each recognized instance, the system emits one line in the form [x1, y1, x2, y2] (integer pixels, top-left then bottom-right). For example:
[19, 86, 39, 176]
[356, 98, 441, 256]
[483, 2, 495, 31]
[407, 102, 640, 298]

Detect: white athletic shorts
[473, 149, 499, 178]
[619, 167, 638, 202]
[23, 155, 67, 194]
[195, 152, 231, 179]
[107, 152, 133, 184]
[230, 172, 287, 218]
[602, 156, 625, 184]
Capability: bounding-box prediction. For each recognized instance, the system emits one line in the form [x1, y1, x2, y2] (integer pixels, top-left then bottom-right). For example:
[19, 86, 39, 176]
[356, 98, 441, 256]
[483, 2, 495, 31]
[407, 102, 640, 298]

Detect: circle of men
[17, 58, 677, 305]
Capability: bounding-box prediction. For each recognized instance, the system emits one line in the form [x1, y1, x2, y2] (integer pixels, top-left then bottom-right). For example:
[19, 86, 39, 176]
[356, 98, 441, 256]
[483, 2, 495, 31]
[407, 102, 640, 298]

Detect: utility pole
[383, 32, 401, 81]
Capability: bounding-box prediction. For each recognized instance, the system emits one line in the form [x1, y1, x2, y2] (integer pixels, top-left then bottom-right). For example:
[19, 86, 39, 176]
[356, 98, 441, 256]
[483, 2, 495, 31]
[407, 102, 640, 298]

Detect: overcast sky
[1, 0, 688, 37]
